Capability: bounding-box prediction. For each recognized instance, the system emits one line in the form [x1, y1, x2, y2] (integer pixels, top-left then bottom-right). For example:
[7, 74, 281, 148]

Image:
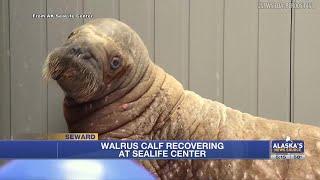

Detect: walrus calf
[43, 18, 320, 179]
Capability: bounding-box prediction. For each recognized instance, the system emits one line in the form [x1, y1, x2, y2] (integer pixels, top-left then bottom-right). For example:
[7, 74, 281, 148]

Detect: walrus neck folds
[65, 60, 185, 140]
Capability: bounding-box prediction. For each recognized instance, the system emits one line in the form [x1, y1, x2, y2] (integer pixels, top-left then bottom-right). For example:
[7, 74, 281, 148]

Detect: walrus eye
[110, 56, 122, 70]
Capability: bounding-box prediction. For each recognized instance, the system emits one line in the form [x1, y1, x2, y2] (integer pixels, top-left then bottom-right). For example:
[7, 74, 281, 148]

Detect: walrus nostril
[82, 53, 91, 59]
[70, 45, 82, 57]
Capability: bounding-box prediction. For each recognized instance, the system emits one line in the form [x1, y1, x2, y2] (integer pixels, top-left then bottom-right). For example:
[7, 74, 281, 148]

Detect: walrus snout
[43, 43, 103, 103]
[44, 43, 99, 79]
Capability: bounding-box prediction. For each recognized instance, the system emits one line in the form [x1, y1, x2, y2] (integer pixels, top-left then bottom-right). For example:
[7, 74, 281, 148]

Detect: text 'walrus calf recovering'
[43, 18, 320, 180]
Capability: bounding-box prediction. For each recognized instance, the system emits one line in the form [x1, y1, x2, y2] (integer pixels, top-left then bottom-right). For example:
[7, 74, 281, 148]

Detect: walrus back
[160, 80, 320, 179]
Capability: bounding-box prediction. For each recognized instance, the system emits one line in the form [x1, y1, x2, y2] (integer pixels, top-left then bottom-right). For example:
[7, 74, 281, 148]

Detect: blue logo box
[271, 140, 304, 153]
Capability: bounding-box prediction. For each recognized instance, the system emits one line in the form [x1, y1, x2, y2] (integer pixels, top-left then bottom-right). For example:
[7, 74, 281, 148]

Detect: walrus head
[43, 19, 150, 104]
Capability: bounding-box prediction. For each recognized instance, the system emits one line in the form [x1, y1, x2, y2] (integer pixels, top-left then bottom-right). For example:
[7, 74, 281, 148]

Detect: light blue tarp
[0, 160, 155, 179]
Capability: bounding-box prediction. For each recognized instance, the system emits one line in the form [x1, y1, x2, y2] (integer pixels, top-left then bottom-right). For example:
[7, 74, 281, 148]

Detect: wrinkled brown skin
[45, 19, 320, 180]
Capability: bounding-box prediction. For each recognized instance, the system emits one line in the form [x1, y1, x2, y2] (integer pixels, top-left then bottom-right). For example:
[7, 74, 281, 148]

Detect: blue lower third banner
[0, 140, 270, 159]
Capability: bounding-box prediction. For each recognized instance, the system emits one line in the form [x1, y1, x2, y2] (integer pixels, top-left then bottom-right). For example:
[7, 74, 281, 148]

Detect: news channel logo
[270, 136, 305, 160]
